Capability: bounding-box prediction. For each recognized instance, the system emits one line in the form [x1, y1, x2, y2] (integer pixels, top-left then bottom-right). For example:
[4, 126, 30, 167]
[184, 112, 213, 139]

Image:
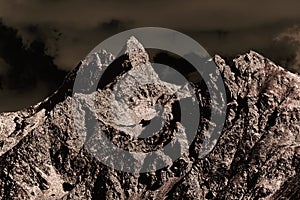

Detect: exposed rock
[0, 37, 299, 199]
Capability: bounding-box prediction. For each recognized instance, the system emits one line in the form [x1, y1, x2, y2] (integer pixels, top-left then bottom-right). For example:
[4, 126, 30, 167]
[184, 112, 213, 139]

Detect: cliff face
[0, 38, 299, 200]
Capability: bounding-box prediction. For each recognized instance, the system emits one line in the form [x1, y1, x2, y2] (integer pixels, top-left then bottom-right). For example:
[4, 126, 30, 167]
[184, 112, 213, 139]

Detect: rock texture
[0, 37, 299, 200]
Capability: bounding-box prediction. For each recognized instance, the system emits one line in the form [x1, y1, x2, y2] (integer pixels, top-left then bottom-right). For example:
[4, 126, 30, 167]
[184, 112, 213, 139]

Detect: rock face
[0, 37, 299, 199]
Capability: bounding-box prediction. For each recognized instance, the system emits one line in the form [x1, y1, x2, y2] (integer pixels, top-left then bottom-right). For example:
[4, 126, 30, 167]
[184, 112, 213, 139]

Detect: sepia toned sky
[0, 0, 300, 112]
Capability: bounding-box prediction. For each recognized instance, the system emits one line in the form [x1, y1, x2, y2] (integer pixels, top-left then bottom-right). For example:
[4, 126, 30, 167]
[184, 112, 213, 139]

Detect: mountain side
[0, 38, 299, 199]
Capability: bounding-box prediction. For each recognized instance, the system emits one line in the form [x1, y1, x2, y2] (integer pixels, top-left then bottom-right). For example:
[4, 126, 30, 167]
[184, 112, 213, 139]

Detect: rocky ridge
[0, 37, 299, 199]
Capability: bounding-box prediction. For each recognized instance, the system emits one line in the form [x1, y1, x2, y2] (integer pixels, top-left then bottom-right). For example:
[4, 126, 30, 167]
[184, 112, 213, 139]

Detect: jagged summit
[126, 36, 146, 53]
[125, 36, 150, 67]
[214, 50, 271, 69]
[0, 37, 299, 199]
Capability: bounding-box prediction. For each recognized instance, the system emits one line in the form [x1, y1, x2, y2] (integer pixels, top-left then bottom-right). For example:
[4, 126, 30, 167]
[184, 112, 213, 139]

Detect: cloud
[1, 0, 300, 69]
[1, 0, 300, 30]
[274, 26, 300, 72]
[0, 21, 67, 112]
[0, 21, 66, 91]
[0, 0, 300, 111]
[0, 0, 300, 70]
[99, 19, 130, 32]
[0, 58, 10, 75]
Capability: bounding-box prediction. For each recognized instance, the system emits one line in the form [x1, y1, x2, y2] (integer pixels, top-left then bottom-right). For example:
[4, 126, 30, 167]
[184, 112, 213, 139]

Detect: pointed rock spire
[125, 36, 150, 67]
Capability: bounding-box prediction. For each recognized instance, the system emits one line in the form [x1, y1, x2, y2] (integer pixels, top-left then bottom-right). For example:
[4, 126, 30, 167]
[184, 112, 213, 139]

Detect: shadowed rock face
[0, 37, 299, 200]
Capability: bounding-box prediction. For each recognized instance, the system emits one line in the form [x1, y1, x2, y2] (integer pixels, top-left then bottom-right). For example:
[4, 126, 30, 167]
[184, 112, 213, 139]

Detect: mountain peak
[0, 39, 300, 199]
[125, 36, 150, 67]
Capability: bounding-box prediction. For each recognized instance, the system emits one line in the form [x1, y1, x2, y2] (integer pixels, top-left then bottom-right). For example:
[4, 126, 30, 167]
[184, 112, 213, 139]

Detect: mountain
[0, 37, 299, 199]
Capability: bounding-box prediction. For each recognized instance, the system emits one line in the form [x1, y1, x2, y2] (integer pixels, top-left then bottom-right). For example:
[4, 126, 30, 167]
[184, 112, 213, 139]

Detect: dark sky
[0, 0, 300, 112]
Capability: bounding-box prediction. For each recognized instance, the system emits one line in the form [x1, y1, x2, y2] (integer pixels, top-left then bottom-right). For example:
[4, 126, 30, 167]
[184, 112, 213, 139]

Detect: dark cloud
[99, 19, 130, 32]
[1, 0, 300, 70]
[0, 0, 300, 111]
[259, 36, 299, 73]
[0, 21, 66, 91]
[273, 26, 300, 72]
[0, 21, 67, 112]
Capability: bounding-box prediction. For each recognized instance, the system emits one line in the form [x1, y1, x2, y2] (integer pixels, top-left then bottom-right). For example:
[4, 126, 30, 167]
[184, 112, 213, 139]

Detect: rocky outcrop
[0, 37, 299, 199]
